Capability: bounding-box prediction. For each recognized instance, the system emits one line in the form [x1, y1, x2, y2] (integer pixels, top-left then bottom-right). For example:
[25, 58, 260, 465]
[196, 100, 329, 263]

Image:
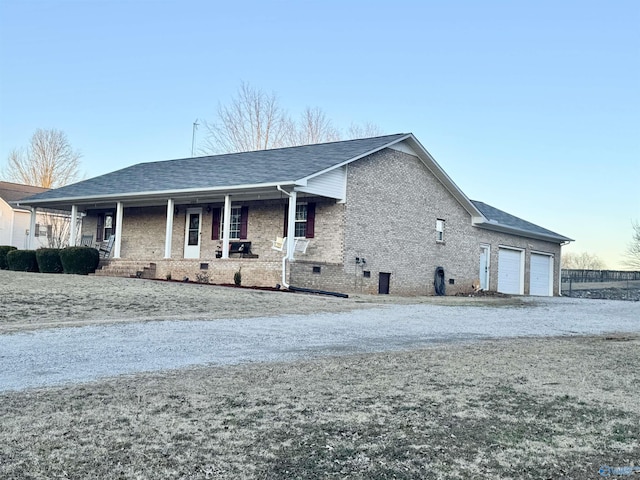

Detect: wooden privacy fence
[561, 269, 640, 283]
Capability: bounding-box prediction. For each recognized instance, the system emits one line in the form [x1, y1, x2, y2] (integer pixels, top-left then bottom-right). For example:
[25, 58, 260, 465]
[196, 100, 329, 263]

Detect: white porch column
[221, 195, 231, 259]
[28, 207, 37, 249]
[286, 191, 297, 260]
[113, 201, 124, 259]
[164, 198, 174, 259]
[69, 205, 78, 246]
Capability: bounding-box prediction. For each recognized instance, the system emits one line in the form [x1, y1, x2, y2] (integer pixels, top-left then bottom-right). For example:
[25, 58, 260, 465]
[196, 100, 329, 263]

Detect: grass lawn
[1, 334, 638, 479]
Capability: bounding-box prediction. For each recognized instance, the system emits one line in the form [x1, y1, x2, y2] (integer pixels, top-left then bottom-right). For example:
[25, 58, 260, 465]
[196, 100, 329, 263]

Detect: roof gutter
[474, 220, 574, 244]
[18, 181, 301, 207]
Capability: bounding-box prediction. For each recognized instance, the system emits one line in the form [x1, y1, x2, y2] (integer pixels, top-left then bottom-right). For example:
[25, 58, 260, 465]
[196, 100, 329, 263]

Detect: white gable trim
[388, 142, 418, 157]
[295, 165, 347, 201]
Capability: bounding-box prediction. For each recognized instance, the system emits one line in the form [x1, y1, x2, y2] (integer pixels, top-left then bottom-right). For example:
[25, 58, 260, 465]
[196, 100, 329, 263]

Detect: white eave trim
[17, 180, 301, 207]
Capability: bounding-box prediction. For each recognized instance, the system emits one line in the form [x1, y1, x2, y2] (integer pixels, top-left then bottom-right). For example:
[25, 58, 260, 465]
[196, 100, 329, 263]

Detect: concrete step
[94, 261, 156, 278]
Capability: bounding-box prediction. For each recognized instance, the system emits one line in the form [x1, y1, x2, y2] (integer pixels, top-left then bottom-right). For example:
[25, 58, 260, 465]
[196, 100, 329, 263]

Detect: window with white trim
[436, 219, 445, 242]
[295, 204, 307, 238]
[220, 206, 242, 240]
[104, 214, 114, 240]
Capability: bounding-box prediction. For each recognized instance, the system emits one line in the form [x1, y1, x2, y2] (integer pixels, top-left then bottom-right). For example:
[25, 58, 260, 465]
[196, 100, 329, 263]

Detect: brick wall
[80, 148, 562, 296]
[290, 148, 483, 295]
[290, 148, 562, 296]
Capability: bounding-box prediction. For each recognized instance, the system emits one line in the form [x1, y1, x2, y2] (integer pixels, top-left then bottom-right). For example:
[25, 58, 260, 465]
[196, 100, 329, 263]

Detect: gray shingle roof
[472, 200, 572, 243]
[0, 181, 48, 202]
[24, 134, 408, 202]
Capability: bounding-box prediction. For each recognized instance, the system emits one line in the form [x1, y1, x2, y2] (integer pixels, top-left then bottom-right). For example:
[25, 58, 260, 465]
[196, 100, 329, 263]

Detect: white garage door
[498, 248, 522, 294]
[530, 253, 552, 296]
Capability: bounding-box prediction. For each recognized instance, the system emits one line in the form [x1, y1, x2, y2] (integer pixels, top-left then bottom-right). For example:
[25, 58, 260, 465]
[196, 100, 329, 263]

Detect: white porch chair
[294, 238, 309, 254]
[271, 236, 286, 252]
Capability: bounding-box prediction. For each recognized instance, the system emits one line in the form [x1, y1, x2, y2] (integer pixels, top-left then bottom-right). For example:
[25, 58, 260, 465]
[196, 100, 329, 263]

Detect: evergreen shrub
[59, 247, 100, 275]
[0, 245, 17, 269]
[36, 248, 63, 273]
[6, 250, 39, 272]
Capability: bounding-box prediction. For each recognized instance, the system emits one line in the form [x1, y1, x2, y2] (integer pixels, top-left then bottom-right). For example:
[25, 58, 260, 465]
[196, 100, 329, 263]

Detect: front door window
[184, 208, 202, 259]
[188, 213, 200, 245]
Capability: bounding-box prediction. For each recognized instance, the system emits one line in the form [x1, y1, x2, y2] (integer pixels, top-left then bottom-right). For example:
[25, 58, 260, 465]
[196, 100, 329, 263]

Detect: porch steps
[93, 261, 157, 279]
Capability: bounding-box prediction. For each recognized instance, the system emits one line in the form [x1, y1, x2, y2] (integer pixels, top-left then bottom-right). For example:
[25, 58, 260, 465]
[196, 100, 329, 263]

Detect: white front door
[184, 208, 202, 259]
[479, 245, 490, 290]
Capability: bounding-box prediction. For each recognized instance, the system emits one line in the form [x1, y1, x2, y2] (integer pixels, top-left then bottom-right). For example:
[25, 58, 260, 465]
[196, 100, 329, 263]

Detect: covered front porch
[30, 183, 343, 288]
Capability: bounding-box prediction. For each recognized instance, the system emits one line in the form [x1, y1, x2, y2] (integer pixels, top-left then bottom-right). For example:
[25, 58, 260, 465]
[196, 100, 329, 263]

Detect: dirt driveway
[1, 270, 638, 392]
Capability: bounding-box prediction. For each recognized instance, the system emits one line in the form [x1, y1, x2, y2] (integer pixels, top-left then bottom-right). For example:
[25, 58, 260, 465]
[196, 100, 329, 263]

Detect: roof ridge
[141, 133, 409, 166]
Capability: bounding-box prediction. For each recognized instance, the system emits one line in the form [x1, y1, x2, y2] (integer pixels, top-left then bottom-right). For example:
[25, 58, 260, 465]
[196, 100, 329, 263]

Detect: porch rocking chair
[99, 234, 115, 258]
[80, 234, 94, 247]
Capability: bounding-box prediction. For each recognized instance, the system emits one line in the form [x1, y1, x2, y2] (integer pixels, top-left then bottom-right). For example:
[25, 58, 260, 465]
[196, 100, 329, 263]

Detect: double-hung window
[225, 206, 242, 240]
[212, 206, 248, 240]
[436, 219, 445, 242]
[283, 202, 315, 238]
[295, 204, 307, 238]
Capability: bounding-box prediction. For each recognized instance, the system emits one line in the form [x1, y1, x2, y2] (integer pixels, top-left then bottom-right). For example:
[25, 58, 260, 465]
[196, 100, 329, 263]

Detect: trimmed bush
[6, 250, 39, 272]
[36, 248, 63, 273]
[59, 247, 100, 275]
[0, 245, 17, 270]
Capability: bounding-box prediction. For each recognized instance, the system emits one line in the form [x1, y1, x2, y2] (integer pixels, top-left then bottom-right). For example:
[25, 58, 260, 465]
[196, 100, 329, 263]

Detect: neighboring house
[0, 181, 62, 249]
[19, 134, 572, 296]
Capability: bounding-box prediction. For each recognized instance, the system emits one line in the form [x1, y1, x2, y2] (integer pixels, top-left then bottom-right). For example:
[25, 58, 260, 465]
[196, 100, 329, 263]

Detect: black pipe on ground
[288, 285, 349, 298]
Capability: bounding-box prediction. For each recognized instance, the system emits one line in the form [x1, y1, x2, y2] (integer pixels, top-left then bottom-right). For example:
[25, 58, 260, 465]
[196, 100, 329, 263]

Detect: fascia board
[17, 181, 300, 207]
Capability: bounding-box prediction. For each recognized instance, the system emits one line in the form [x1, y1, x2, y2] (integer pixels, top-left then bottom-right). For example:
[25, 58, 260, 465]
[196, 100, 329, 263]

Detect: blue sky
[1, 0, 638, 268]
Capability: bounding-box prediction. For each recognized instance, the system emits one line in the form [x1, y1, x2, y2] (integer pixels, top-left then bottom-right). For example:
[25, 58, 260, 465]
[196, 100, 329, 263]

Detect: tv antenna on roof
[191, 119, 199, 157]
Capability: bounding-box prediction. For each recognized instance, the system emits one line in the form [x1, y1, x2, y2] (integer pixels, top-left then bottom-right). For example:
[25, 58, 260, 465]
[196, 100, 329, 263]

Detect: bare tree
[201, 83, 384, 154]
[288, 107, 341, 146]
[622, 220, 640, 270]
[3, 129, 82, 188]
[562, 252, 606, 270]
[346, 122, 384, 140]
[37, 210, 81, 248]
[202, 82, 291, 153]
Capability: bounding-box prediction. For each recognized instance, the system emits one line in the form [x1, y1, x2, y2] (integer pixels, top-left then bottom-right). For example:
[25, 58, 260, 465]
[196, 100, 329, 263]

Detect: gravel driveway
[1, 297, 638, 392]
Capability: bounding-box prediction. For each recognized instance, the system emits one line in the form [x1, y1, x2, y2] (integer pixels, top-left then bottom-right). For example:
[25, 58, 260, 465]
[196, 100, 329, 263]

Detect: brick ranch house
[19, 133, 572, 296]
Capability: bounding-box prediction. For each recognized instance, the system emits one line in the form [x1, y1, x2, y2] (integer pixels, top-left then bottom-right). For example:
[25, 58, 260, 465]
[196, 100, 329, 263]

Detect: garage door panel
[530, 253, 552, 296]
[498, 248, 522, 294]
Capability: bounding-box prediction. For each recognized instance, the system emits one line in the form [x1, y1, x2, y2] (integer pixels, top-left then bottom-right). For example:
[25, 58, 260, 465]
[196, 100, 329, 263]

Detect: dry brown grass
[1, 270, 638, 478]
[0, 270, 528, 333]
[1, 335, 638, 479]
